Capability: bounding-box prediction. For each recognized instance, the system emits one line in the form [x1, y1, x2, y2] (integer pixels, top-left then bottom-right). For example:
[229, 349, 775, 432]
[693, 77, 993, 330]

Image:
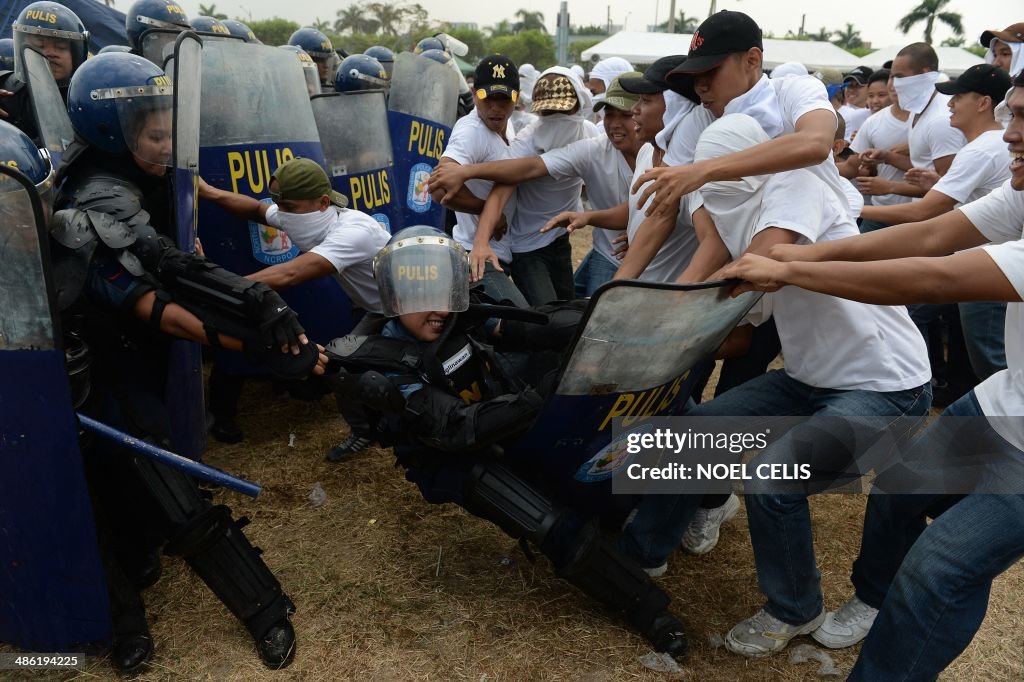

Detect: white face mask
[273, 206, 336, 251]
[892, 71, 941, 114]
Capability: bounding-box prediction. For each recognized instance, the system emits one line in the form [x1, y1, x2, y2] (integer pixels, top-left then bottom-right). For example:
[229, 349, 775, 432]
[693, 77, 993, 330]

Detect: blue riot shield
[310, 90, 401, 233]
[504, 280, 763, 513]
[387, 52, 458, 230]
[198, 39, 355, 356]
[0, 165, 111, 652]
[22, 47, 73, 169]
[165, 31, 207, 459]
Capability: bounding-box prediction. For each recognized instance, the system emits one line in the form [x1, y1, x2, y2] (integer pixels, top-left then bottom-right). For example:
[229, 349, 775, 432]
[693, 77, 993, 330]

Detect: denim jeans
[619, 370, 932, 617]
[958, 301, 1007, 381]
[859, 219, 892, 234]
[510, 234, 575, 306]
[848, 391, 1024, 681]
[478, 259, 529, 308]
[573, 248, 618, 298]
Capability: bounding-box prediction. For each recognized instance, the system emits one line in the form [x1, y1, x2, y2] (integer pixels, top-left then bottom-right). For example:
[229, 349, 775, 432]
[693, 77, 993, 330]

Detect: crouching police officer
[48, 52, 323, 674]
[323, 226, 689, 659]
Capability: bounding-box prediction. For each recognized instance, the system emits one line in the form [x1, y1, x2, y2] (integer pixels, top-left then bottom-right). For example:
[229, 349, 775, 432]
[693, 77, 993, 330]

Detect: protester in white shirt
[981, 22, 1024, 124]
[434, 54, 528, 308]
[838, 66, 873, 142]
[427, 74, 644, 296]
[639, 11, 854, 222]
[717, 82, 1024, 679]
[620, 113, 931, 659]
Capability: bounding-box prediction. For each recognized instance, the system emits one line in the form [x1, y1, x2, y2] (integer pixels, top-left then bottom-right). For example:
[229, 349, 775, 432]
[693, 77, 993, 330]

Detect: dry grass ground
[10, 230, 1022, 681]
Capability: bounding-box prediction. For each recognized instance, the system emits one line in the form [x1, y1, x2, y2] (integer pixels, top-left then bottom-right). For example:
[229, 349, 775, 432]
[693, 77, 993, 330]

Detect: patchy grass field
[10, 230, 1023, 681]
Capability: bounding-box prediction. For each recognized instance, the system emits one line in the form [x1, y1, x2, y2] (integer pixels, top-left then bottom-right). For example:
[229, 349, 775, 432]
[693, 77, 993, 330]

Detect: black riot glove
[247, 284, 306, 351]
[498, 301, 585, 351]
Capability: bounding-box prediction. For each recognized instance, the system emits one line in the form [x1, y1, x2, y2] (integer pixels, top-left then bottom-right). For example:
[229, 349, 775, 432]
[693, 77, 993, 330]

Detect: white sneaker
[681, 493, 740, 554]
[812, 594, 878, 649]
[642, 562, 667, 578]
[725, 607, 825, 658]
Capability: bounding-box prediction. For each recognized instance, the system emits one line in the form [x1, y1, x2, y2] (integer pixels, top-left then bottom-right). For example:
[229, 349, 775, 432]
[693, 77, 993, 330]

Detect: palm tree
[312, 18, 331, 33]
[513, 9, 546, 34]
[367, 2, 407, 36]
[490, 19, 514, 37]
[335, 5, 365, 34]
[657, 11, 699, 33]
[808, 27, 832, 42]
[897, 0, 964, 45]
[197, 3, 227, 19]
[832, 23, 864, 50]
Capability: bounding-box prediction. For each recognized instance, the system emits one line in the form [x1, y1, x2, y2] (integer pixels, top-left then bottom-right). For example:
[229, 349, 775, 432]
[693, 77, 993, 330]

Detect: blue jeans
[958, 301, 1007, 381]
[510, 234, 575, 306]
[573, 248, 618, 298]
[619, 370, 932, 617]
[849, 392, 1024, 681]
[859, 219, 892, 233]
[479, 259, 529, 308]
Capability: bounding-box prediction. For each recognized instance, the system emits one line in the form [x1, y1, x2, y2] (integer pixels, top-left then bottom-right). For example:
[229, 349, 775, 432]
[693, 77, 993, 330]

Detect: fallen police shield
[503, 280, 763, 513]
[21, 47, 74, 168]
[198, 40, 355, 358]
[0, 165, 111, 651]
[387, 52, 458, 229]
[164, 30, 206, 458]
[310, 90, 400, 232]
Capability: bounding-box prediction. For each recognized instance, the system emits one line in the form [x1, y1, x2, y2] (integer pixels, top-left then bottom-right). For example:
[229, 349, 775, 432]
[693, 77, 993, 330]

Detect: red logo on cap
[690, 31, 704, 51]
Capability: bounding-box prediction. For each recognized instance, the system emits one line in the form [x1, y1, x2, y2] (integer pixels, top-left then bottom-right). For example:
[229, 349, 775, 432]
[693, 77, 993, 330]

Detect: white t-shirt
[932, 129, 1011, 206]
[541, 135, 632, 265]
[264, 204, 389, 312]
[627, 143, 701, 283]
[850, 106, 913, 207]
[908, 93, 967, 171]
[442, 113, 517, 263]
[741, 170, 931, 392]
[685, 75, 853, 219]
[838, 104, 871, 143]
[959, 180, 1024, 448]
[506, 118, 599, 253]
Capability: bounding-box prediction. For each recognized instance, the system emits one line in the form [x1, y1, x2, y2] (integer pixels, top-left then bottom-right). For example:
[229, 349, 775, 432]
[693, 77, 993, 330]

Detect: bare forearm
[779, 252, 1019, 305]
[445, 186, 486, 214]
[861, 192, 949, 224]
[884, 181, 927, 198]
[133, 292, 242, 349]
[588, 202, 629, 230]
[202, 185, 264, 223]
[469, 157, 548, 185]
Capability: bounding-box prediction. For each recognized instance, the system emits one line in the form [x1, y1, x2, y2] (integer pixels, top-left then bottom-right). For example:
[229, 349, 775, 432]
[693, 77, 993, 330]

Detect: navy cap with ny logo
[474, 54, 520, 101]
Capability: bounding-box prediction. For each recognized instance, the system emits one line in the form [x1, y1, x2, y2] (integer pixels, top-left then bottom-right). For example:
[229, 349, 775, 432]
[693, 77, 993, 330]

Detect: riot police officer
[334, 53, 388, 93]
[364, 44, 394, 77]
[0, 1, 88, 139]
[288, 27, 337, 91]
[52, 51, 317, 674]
[190, 15, 231, 36]
[323, 226, 690, 659]
[124, 0, 191, 65]
[222, 18, 259, 43]
[279, 44, 322, 96]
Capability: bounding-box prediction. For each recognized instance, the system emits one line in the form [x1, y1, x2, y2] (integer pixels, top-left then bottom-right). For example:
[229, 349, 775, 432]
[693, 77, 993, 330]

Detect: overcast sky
[197, 0, 1019, 52]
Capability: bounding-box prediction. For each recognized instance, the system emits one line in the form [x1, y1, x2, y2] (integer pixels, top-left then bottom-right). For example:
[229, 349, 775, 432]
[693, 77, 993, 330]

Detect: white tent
[580, 31, 864, 71]
[858, 46, 984, 76]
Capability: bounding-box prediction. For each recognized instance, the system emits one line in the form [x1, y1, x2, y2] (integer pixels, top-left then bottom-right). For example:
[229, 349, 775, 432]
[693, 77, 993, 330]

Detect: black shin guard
[163, 505, 294, 642]
[558, 523, 687, 658]
[462, 463, 687, 658]
[132, 458, 295, 666]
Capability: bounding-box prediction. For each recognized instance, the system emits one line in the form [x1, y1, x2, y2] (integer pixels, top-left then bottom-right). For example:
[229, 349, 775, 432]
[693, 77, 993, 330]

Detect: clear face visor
[13, 26, 87, 85]
[140, 28, 182, 66]
[302, 62, 322, 96]
[373, 236, 470, 317]
[93, 83, 175, 168]
[348, 68, 390, 90]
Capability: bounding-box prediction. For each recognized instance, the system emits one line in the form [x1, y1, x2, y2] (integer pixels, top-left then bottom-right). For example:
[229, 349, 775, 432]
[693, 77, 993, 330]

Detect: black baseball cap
[935, 63, 1012, 101]
[474, 54, 520, 101]
[620, 55, 687, 94]
[667, 11, 762, 76]
[843, 65, 873, 85]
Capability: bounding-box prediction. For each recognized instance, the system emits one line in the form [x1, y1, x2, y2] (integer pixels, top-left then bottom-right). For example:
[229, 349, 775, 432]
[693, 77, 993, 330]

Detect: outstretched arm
[428, 156, 548, 203]
[198, 177, 269, 224]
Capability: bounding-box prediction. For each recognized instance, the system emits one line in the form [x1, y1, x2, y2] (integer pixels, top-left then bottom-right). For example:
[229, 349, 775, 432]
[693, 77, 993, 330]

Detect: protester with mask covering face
[468, 67, 599, 305]
[621, 113, 932, 656]
[199, 157, 389, 460]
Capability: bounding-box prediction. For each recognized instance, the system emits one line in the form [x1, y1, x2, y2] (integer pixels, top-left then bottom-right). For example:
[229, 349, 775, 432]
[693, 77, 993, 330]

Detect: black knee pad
[463, 462, 560, 546]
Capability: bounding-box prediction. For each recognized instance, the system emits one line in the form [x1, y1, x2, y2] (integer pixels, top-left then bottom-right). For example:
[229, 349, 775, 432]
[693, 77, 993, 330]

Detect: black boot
[255, 618, 297, 668]
[104, 552, 154, 676]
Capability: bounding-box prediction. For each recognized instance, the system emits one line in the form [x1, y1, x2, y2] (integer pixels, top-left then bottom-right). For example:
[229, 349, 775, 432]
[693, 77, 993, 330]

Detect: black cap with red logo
[668, 10, 763, 76]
